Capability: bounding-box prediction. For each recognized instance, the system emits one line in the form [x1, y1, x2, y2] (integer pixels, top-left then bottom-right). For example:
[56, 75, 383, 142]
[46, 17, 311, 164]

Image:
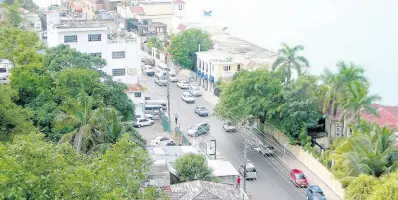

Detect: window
[88, 34, 101, 42]
[0, 68, 6, 73]
[112, 68, 125, 76]
[89, 52, 102, 58]
[134, 92, 142, 98]
[178, 5, 183, 10]
[223, 65, 231, 71]
[64, 35, 77, 43]
[112, 51, 125, 59]
[237, 64, 241, 71]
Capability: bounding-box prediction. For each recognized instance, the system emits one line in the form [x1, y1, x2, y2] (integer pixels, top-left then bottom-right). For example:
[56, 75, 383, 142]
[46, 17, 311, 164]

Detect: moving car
[187, 122, 210, 137]
[239, 163, 257, 180]
[223, 121, 237, 132]
[189, 85, 201, 97]
[133, 118, 154, 128]
[154, 73, 168, 86]
[169, 73, 178, 82]
[254, 144, 275, 156]
[289, 169, 309, 188]
[195, 106, 209, 117]
[305, 185, 326, 200]
[181, 92, 195, 103]
[177, 80, 190, 89]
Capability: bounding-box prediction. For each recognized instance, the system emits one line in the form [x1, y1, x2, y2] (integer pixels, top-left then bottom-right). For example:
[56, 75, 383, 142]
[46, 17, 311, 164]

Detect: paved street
[140, 71, 341, 200]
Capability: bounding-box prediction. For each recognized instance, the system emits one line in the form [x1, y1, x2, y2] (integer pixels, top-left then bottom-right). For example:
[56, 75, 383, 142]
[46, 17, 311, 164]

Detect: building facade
[0, 59, 13, 84]
[47, 14, 142, 84]
[124, 83, 146, 115]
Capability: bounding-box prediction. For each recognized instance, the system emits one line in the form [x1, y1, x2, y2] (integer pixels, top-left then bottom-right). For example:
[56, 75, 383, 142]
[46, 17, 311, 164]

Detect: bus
[144, 104, 163, 114]
[145, 100, 167, 110]
[154, 73, 167, 86]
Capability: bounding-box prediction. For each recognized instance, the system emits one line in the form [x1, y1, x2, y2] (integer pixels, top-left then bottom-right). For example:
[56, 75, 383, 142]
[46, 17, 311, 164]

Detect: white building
[124, 83, 145, 115]
[0, 59, 13, 84]
[47, 11, 142, 84]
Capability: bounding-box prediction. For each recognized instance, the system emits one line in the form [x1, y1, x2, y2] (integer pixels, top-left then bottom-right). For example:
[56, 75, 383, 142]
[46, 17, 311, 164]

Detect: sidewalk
[201, 89, 342, 200]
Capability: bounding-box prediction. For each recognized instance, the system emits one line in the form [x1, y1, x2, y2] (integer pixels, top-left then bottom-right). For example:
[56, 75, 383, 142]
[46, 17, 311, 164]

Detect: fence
[161, 114, 191, 145]
[272, 131, 345, 199]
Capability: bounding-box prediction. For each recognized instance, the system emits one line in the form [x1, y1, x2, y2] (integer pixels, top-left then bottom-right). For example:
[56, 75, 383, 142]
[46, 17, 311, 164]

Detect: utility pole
[242, 118, 249, 199]
[166, 54, 171, 125]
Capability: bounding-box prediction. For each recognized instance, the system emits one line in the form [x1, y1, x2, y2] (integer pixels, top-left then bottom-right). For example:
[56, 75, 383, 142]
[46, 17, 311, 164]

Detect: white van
[154, 73, 167, 86]
[144, 104, 163, 114]
[145, 100, 167, 110]
[239, 163, 257, 180]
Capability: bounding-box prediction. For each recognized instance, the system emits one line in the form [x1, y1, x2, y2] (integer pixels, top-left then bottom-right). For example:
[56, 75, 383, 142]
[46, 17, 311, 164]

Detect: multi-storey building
[0, 59, 13, 84]
[47, 10, 142, 84]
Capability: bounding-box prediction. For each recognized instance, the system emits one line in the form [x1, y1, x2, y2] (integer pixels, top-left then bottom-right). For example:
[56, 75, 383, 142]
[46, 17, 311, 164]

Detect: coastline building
[195, 27, 277, 91]
[47, 9, 142, 84]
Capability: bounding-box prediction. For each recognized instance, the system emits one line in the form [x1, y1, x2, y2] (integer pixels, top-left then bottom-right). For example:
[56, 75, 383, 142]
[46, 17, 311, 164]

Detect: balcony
[222, 71, 235, 78]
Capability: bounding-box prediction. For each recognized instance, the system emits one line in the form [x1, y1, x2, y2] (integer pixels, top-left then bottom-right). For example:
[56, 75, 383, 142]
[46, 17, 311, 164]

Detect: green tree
[102, 80, 135, 121]
[0, 4, 23, 27]
[0, 85, 35, 141]
[174, 154, 215, 182]
[147, 36, 163, 50]
[215, 70, 284, 124]
[18, 0, 39, 11]
[272, 43, 310, 81]
[345, 175, 379, 200]
[0, 133, 153, 199]
[331, 124, 398, 186]
[44, 44, 106, 73]
[369, 172, 398, 200]
[168, 29, 212, 70]
[0, 27, 41, 65]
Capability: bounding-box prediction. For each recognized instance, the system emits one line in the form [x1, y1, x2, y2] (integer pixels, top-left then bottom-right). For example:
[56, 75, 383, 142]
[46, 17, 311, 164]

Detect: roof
[168, 180, 241, 200]
[174, 0, 186, 4]
[124, 84, 145, 93]
[130, 6, 145, 14]
[361, 104, 398, 129]
[177, 24, 187, 31]
[207, 160, 239, 177]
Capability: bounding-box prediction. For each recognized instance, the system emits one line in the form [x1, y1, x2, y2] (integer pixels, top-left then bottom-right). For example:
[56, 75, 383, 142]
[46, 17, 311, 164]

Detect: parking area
[137, 120, 172, 145]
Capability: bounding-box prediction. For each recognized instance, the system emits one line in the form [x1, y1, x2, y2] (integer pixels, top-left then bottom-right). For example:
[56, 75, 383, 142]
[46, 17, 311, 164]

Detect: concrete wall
[272, 131, 345, 199]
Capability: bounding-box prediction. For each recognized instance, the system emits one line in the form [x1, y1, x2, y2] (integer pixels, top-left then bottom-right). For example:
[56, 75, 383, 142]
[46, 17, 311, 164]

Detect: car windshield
[296, 174, 305, 179]
[191, 87, 199, 91]
[198, 107, 206, 110]
[185, 94, 192, 97]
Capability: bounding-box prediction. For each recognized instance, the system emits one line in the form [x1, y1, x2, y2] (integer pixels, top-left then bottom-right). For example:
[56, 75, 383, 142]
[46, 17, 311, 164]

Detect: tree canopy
[174, 154, 216, 182]
[167, 29, 212, 70]
[272, 43, 309, 81]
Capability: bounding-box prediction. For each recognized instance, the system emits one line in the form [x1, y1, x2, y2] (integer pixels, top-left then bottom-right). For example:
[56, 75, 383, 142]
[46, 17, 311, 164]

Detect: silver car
[195, 106, 209, 117]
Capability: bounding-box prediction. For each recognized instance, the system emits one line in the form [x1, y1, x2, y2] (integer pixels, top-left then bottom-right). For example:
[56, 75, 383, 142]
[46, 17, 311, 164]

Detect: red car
[289, 169, 309, 187]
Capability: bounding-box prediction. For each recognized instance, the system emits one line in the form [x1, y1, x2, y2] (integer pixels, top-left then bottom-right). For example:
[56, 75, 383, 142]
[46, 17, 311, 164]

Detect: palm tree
[272, 43, 310, 81]
[341, 82, 381, 136]
[332, 124, 398, 186]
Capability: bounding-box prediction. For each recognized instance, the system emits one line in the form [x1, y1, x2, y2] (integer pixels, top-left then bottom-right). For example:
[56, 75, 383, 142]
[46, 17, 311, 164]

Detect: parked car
[223, 121, 237, 132]
[305, 185, 326, 200]
[181, 92, 195, 103]
[254, 144, 275, 156]
[239, 163, 257, 180]
[150, 136, 175, 146]
[133, 118, 154, 128]
[169, 73, 178, 82]
[289, 169, 309, 188]
[177, 80, 190, 89]
[189, 85, 201, 97]
[195, 106, 209, 117]
[187, 122, 210, 137]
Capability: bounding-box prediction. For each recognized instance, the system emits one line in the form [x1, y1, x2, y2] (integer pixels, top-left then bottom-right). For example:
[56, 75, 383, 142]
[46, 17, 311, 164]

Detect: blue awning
[209, 75, 215, 82]
[204, 74, 208, 80]
[200, 72, 204, 78]
[197, 69, 201, 75]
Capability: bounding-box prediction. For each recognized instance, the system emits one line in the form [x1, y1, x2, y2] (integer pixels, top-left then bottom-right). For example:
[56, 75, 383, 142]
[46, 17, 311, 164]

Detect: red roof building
[177, 24, 187, 31]
[174, 0, 186, 5]
[130, 6, 145, 14]
[361, 104, 398, 129]
[124, 84, 145, 93]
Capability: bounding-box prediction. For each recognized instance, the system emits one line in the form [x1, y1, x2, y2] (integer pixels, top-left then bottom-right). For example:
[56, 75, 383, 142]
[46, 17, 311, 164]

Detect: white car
[150, 136, 175, 146]
[181, 92, 195, 103]
[169, 74, 178, 82]
[177, 80, 190, 89]
[133, 118, 154, 128]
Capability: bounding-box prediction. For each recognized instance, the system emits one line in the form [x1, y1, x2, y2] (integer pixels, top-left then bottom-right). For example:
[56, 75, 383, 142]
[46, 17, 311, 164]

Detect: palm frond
[296, 56, 310, 67]
[272, 57, 286, 70]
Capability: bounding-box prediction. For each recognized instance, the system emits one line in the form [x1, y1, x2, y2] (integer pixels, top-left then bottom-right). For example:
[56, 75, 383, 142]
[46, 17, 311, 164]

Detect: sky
[35, 0, 398, 106]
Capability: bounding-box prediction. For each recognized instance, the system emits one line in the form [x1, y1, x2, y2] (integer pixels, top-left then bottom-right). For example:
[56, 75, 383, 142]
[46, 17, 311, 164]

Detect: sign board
[206, 140, 216, 155]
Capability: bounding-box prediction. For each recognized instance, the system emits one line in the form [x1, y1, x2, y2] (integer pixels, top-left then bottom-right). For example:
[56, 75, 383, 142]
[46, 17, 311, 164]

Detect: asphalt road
[141, 74, 312, 200]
